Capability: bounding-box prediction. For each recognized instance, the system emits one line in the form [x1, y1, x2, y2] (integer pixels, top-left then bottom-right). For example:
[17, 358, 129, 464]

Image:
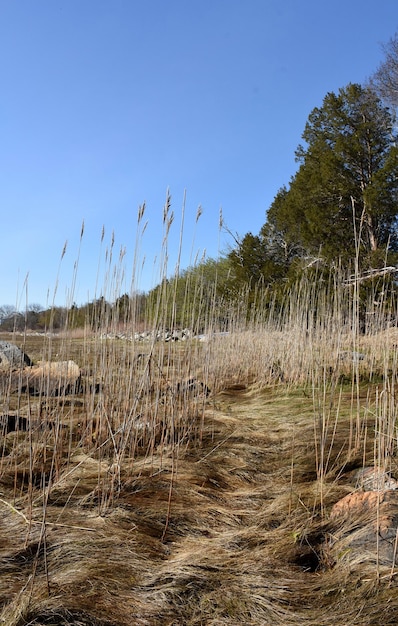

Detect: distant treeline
[0, 258, 239, 333]
[0, 295, 148, 333]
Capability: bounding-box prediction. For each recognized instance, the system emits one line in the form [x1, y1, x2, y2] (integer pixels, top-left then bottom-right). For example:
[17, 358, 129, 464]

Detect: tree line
[0, 295, 148, 333]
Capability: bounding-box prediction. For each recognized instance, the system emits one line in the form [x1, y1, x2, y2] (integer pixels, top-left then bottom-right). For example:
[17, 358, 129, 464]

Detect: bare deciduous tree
[370, 32, 398, 107]
[0, 305, 16, 323]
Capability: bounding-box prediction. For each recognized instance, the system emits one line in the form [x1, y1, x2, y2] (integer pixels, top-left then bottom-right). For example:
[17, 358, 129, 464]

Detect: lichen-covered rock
[0, 341, 32, 368]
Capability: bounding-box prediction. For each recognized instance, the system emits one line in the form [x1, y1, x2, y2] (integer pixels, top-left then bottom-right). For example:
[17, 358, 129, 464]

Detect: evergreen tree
[266, 84, 398, 269]
[228, 231, 289, 292]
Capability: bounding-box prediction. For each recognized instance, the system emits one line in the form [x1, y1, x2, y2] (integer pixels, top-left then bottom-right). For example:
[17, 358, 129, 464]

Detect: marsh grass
[1, 207, 398, 624]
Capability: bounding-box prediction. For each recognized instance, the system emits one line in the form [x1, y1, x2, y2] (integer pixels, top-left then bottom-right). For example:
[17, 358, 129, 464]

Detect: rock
[331, 490, 388, 519]
[0, 413, 68, 433]
[195, 331, 230, 342]
[23, 360, 81, 396]
[353, 466, 398, 491]
[0, 414, 29, 433]
[0, 341, 32, 368]
[174, 377, 211, 397]
[338, 350, 365, 363]
[328, 490, 398, 567]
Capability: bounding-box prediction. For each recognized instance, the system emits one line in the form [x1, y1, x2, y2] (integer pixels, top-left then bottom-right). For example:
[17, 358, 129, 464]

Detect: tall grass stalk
[2, 200, 398, 624]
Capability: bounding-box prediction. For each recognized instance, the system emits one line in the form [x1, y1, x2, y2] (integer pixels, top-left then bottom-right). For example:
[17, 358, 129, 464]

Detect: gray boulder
[0, 341, 32, 368]
[338, 350, 365, 363]
[354, 466, 398, 491]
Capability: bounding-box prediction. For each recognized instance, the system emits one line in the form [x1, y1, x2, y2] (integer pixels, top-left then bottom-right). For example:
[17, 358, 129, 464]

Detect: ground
[0, 333, 397, 625]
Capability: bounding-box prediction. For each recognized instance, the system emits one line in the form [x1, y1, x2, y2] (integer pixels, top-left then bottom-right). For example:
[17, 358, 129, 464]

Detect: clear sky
[1, 0, 397, 308]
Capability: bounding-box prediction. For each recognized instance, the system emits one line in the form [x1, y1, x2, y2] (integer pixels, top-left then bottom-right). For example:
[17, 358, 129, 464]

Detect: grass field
[1, 257, 398, 624]
[0, 312, 398, 625]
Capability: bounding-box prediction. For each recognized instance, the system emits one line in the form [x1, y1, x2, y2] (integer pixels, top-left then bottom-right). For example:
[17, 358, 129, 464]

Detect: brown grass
[1, 222, 398, 624]
[0, 336, 398, 625]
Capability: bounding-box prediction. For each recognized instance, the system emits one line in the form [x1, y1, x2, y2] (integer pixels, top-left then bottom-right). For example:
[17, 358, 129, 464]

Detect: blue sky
[1, 1, 397, 308]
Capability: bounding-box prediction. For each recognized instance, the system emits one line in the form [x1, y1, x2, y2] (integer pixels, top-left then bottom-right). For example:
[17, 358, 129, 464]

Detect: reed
[1, 204, 398, 624]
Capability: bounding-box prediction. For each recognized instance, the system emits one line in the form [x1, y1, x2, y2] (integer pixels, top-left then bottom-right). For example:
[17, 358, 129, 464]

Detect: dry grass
[1, 217, 398, 623]
[0, 341, 398, 625]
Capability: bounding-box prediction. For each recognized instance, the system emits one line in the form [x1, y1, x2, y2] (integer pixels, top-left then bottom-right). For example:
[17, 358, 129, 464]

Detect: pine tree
[266, 83, 398, 269]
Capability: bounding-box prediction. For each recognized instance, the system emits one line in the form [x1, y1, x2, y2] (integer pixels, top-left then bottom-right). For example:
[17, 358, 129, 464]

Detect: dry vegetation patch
[0, 328, 398, 624]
